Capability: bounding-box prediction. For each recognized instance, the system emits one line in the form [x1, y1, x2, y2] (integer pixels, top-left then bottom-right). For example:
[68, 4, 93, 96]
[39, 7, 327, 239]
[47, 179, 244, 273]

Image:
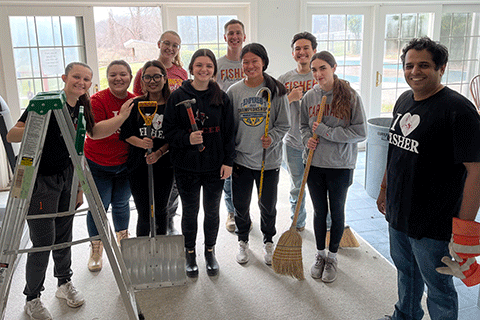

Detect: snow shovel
[121, 101, 186, 290]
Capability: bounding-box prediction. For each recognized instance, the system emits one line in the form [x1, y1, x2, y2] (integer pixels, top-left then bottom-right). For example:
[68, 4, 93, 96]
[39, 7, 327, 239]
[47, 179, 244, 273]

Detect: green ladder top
[27, 90, 66, 114]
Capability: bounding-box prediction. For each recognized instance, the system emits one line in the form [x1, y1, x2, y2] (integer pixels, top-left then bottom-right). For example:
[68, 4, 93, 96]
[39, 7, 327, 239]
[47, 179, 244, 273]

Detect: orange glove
[436, 218, 480, 287]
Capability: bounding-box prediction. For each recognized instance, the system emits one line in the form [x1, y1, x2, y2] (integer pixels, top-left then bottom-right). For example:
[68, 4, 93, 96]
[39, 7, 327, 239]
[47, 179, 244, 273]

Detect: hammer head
[175, 98, 196, 108]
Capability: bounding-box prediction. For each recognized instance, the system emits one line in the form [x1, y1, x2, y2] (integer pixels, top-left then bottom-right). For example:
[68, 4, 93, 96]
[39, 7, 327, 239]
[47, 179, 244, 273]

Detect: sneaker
[236, 240, 249, 264]
[310, 253, 325, 279]
[24, 298, 52, 320]
[88, 240, 103, 272]
[226, 212, 235, 232]
[322, 257, 338, 283]
[55, 281, 85, 308]
[263, 242, 274, 265]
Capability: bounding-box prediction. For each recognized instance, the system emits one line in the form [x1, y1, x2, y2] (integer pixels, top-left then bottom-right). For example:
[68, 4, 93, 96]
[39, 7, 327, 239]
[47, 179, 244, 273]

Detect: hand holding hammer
[176, 98, 205, 152]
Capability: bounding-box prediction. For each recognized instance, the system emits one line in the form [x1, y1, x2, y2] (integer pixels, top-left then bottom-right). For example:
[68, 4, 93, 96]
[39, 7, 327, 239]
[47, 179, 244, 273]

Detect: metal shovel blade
[121, 235, 186, 290]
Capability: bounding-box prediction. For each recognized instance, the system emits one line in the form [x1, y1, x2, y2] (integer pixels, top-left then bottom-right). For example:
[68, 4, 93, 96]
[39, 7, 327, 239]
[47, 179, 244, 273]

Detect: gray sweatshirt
[227, 80, 290, 170]
[278, 69, 317, 151]
[300, 84, 366, 169]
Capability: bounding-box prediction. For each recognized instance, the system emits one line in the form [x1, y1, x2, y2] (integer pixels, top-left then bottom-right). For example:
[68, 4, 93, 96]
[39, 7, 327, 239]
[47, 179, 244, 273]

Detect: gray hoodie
[227, 80, 290, 170]
[300, 84, 366, 169]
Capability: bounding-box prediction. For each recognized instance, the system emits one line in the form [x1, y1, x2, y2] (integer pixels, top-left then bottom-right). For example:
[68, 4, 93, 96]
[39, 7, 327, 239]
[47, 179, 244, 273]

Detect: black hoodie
[163, 80, 235, 173]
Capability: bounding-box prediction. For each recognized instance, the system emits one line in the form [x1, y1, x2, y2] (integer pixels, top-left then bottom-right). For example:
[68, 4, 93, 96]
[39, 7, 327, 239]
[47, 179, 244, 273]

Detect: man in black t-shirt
[376, 37, 480, 320]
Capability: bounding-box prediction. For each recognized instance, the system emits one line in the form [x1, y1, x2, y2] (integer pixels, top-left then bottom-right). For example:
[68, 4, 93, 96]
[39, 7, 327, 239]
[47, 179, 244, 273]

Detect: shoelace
[64, 282, 78, 295]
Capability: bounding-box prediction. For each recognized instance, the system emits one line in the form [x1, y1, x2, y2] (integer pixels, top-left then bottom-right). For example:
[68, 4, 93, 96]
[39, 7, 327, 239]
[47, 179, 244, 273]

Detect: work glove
[436, 218, 480, 287]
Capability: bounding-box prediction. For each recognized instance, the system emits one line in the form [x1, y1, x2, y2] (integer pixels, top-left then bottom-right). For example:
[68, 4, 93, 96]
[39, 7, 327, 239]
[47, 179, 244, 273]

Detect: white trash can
[365, 117, 392, 199]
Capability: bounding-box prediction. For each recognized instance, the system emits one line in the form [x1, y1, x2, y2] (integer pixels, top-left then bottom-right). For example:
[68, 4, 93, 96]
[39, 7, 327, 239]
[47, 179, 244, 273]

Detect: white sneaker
[263, 242, 274, 265]
[55, 281, 85, 307]
[24, 298, 52, 320]
[236, 240, 249, 264]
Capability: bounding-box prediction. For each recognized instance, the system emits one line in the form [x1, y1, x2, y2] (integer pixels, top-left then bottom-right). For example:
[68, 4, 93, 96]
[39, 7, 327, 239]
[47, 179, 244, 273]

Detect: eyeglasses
[160, 40, 181, 50]
[142, 74, 165, 82]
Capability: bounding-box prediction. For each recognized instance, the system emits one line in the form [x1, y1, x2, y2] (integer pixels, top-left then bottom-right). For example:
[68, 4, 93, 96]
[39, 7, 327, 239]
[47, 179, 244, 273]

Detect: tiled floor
[349, 151, 480, 319]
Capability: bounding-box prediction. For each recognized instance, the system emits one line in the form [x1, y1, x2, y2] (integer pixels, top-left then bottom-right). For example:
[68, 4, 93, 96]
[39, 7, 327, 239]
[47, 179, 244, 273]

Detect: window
[381, 13, 433, 113]
[440, 12, 480, 98]
[312, 14, 364, 92]
[177, 15, 237, 67]
[93, 6, 163, 91]
[9, 16, 86, 109]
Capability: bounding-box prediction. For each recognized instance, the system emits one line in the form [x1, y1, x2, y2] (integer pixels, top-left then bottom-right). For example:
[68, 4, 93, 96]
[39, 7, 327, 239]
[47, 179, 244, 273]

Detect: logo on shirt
[239, 97, 267, 127]
[388, 113, 420, 154]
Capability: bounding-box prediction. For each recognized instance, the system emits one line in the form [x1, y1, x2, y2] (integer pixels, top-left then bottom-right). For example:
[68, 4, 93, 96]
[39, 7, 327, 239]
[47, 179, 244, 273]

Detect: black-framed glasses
[142, 74, 165, 82]
[160, 40, 181, 50]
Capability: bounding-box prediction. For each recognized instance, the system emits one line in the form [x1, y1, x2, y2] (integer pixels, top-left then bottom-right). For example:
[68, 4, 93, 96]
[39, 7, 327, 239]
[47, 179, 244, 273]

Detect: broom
[272, 96, 327, 280]
[326, 225, 360, 248]
[256, 87, 272, 201]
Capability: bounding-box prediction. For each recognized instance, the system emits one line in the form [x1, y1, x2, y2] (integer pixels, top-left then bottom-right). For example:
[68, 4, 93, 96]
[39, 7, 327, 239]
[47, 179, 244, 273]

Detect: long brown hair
[64, 62, 95, 133]
[311, 51, 354, 121]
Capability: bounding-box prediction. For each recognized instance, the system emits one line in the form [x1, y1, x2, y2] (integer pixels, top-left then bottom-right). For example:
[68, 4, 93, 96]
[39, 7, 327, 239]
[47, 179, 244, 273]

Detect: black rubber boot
[167, 216, 179, 235]
[185, 248, 198, 278]
[205, 246, 219, 276]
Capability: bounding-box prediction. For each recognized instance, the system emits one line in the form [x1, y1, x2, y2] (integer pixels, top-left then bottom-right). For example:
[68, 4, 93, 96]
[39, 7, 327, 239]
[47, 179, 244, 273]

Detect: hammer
[176, 98, 205, 152]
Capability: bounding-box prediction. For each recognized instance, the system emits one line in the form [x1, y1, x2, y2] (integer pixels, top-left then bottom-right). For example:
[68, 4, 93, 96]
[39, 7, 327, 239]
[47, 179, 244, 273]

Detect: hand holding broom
[272, 96, 327, 280]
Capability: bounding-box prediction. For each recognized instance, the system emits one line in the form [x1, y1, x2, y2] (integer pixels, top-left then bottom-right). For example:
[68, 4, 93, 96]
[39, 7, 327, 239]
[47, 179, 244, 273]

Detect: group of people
[6, 17, 480, 320]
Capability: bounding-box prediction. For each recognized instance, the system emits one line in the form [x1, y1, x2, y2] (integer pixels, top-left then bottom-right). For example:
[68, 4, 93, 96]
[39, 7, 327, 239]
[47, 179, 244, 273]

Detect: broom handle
[258, 90, 271, 200]
[291, 96, 327, 228]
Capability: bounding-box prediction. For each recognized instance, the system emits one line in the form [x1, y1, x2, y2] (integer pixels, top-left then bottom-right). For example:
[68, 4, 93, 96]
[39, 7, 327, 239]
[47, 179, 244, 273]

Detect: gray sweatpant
[23, 164, 75, 298]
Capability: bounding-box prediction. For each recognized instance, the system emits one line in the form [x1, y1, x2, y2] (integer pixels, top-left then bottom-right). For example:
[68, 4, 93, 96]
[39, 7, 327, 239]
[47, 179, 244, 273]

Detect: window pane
[17, 79, 35, 108]
[178, 16, 198, 44]
[198, 16, 217, 44]
[385, 14, 399, 38]
[450, 38, 466, 60]
[27, 17, 37, 47]
[401, 13, 416, 39]
[381, 88, 397, 114]
[330, 15, 346, 40]
[441, 13, 451, 38]
[452, 13, 467, 37]
[36, 17, 54, 46]
[384, 40, 399, 61]
[52, 17, 62, 46]
[14, 48, 32, 78]
[61, 16, 83, 46]
[30, 48, 40, 77]
[347, 15, 363, 40]
[418, 13, 430, 36]
[64, 47, 83, 64]
[44, 77, 62, 92]
[181, 44, 197, 68]
[312, 15, 328, 39]
[9, 17, 29, 47]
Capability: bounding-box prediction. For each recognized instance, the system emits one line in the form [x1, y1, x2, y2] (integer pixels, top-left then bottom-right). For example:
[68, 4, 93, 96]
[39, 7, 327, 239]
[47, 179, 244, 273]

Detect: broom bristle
[272, 229, 304, 280]
[326, 225, 360, 248]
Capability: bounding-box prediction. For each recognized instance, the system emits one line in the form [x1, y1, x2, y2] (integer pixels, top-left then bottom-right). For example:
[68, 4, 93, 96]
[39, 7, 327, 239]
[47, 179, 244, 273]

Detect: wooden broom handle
[291, 96, 327, 228]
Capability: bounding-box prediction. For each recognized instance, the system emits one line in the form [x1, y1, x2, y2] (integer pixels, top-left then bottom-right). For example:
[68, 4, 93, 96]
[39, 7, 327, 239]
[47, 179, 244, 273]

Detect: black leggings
[307, 166, 353, 253]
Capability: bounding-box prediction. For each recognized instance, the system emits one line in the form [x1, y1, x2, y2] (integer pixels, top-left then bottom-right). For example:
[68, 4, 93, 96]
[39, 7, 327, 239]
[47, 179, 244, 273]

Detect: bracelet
[159, 149, 164, 157]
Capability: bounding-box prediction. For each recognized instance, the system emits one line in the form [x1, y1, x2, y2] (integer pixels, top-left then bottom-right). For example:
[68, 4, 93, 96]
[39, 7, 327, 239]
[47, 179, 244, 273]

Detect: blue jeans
[283, 144, 307, 228]
[223, 176, 235, 213]
[86, 158, 131, 236]
[388, 226, 458, 320]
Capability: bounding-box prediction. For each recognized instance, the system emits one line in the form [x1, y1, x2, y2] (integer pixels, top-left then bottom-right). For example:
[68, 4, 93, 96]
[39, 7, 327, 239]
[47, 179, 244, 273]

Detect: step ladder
[0, 91, 143, 320]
